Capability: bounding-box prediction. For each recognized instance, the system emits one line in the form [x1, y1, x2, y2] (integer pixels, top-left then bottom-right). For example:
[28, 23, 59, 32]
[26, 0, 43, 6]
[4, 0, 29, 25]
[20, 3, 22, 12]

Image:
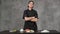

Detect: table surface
[0, 30, 59, 34]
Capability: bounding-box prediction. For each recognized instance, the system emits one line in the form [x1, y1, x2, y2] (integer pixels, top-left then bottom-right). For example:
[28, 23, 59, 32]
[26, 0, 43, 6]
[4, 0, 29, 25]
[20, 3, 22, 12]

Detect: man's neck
[29, 7, 32, 11]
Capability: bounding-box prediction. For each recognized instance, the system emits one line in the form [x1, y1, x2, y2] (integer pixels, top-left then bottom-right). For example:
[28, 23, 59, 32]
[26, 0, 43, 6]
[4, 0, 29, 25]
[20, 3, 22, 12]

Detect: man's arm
[24, 17, 38, 22]
[31, 18, 38, 22]
[24, 17, 32, 21]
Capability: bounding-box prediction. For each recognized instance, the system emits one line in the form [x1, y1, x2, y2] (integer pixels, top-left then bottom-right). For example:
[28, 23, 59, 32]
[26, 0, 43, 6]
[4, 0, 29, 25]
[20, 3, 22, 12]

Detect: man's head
[28, 1, 34, 8]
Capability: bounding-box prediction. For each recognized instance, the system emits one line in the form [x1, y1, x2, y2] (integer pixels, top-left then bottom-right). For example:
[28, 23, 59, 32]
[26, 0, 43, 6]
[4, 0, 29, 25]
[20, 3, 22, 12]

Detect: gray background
[0, 0, 60, 32]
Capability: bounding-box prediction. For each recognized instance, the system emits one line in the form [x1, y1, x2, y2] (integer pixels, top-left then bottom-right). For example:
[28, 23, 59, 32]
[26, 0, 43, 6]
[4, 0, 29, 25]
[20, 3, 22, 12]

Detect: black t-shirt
[23, 9, 38, 20]
[23, 9, 38, 31]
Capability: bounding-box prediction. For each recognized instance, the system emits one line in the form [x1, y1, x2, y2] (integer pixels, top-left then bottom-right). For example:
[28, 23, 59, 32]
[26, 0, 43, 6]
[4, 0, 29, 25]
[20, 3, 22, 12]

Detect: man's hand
[24, 17, 38, 22]
[31, 17, 38, 22]
[31, 17, 35, 18]
[31, 18, 38, 22]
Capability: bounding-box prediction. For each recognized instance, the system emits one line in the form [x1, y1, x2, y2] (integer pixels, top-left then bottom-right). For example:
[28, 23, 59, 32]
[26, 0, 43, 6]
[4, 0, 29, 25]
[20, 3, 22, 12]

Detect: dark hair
[28, 0, 34, 7]
[28, 0, 34, 4]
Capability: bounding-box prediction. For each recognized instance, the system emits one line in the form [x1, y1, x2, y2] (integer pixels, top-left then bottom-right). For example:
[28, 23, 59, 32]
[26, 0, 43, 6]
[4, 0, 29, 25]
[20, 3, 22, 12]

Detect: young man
[23, 1, 38, 32]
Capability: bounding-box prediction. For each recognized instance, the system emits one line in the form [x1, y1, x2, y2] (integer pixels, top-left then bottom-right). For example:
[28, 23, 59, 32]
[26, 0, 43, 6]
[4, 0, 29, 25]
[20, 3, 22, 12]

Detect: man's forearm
[31, 18, 38, 22]
[24, 17, 38, 22]
[24, 17, 32, 21]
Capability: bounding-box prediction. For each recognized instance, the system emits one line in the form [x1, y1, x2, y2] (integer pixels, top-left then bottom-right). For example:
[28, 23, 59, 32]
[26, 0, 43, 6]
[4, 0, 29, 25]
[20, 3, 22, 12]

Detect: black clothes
[23, 9, 38, 32]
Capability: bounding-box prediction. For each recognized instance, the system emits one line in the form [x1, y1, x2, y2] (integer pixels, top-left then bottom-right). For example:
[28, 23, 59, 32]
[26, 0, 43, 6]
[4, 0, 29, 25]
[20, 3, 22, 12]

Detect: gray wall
[0, 0, 60, 32]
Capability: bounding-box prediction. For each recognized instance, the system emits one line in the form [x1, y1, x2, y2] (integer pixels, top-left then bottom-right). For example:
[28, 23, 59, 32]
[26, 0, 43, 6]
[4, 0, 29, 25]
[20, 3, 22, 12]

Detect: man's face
[28, 2, 34, 8]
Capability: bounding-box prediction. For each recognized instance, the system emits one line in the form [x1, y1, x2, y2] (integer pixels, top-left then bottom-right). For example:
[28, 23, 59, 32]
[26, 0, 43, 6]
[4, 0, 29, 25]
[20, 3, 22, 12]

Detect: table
[0, 30, 59, 34]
